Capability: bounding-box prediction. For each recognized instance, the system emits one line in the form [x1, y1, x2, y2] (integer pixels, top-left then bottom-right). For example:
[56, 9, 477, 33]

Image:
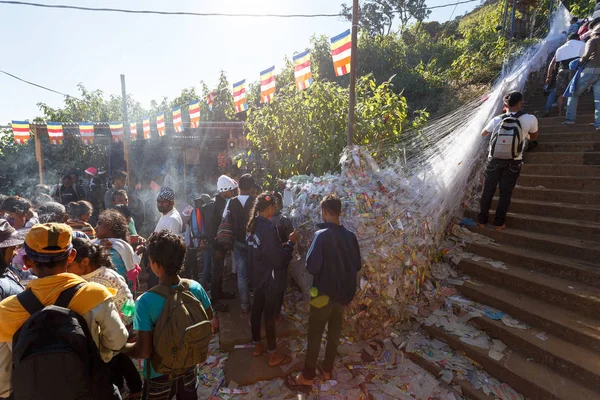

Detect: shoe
[253, 343, 266, 357]
[212, 302, 229, 312]
[542, 110, 550, 117]
[216, 291, 236, 300]
[562, 120, 575, 125]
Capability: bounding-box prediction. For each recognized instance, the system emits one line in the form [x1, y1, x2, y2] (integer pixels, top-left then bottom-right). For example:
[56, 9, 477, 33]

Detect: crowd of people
[0, 167, 363, 399]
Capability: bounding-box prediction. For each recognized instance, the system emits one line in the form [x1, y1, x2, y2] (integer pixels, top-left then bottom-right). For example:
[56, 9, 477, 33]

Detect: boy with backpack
[123, 229, 214, 400]
[478, 91, 539, 230]
[0, 223, 129, 400]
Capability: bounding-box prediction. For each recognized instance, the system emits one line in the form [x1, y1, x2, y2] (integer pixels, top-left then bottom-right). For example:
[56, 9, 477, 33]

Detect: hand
[545, 77, 551, 84]
[289, 230, 299, 244]
[199, 239, 208, 249]
[135, 244, 146, 255]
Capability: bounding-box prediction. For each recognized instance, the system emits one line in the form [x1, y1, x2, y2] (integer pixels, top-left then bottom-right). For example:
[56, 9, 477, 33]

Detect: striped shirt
[67, 219, 97, 240]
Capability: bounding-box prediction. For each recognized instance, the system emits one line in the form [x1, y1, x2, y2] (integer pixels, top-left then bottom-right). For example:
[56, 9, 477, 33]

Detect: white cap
[217, 175, 238, 193]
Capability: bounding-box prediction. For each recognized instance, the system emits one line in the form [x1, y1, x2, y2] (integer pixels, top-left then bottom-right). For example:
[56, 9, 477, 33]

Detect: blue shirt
[133, 279, 211, 378]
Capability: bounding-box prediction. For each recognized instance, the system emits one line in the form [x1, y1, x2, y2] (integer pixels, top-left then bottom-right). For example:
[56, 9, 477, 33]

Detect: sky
[0, 0, 480, 125]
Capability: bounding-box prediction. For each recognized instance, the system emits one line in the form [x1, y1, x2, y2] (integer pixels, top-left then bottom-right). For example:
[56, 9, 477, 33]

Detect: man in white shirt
[154, 187, 183, 236]
[478, 91, 539, 230]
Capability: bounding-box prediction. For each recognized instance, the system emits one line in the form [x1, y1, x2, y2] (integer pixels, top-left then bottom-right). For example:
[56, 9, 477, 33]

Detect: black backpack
[11, 283, 120, 400]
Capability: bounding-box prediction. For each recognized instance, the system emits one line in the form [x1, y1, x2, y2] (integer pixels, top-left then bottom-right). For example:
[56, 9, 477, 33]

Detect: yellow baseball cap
[24, 223, 73, 262]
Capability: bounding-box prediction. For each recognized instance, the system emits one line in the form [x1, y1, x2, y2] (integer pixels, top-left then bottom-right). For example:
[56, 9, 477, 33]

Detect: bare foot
[495, 224, 507, 231]
[268, 352, 292, 367]
[477, 223, 486, 228]
[275, 313, 284, 326]
[253, 343, 265, 357]
[288, 372, 314, 387]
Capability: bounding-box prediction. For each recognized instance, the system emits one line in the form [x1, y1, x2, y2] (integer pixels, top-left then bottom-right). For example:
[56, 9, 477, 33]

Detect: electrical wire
[0, 0, 482, 17]
[0, 68, 84, 102]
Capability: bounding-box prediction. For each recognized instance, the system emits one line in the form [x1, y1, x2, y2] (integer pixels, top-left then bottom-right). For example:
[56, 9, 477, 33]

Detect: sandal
[494, 224, 507, 231]
[253, 343, 265, 357]
[268, 353, 293, 367]
[317, 365, 332, 381]
[287, 372, 314, 388]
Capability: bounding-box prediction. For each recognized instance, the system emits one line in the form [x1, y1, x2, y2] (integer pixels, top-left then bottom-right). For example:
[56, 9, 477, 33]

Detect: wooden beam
[34, 126, 44, 184]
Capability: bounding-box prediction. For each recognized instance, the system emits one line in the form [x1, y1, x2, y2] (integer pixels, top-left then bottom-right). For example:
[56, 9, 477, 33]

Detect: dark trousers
[210, 249, 225, 298]
[478, 159, 522, 227]
[303, 302, 345, 379]
[109, 353, 143, 394]
[145, 368, 197, 400]
[251, 286, 278, 351]
[182, 248, 200, 282]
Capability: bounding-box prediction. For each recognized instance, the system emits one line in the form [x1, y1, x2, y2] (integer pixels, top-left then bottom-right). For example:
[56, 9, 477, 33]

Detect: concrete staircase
[426, 93, 600, 399]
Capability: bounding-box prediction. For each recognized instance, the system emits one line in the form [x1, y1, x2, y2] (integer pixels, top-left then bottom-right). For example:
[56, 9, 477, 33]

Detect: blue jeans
[201, 247, 214, 291]
[566, 70, 600, 127]
[544, 87, 556, 112]
[234, 240, 250, 310]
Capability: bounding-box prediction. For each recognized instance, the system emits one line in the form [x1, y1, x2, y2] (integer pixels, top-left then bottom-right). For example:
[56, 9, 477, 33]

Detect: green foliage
[340, 0, 431, 36]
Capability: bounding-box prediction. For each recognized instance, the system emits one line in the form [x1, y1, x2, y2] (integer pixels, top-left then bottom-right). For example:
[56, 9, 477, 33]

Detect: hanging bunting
[142, 117, 151, 140]
[156, 113, 166, 137]
[11, 121, 30, 145]
[129, 121, 138, 141]
[293, 49, 313, 90]
[47, 122, 64, 145]
[260, 66, 276, 103]
[207, 91, 217, 110]
[189, 99, 200, 128]
[79, 122, 95, 145]
[233, 79, 248, 113]
[172, 106, 184, 133]
[109, 122, 124, 143]
[330, 29, 352, 76]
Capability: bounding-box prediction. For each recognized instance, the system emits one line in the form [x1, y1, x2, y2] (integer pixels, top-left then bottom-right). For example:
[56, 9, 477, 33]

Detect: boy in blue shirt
[123, 230, 214, 400]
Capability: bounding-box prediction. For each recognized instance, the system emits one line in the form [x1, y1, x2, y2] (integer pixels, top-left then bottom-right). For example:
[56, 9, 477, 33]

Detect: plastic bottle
[121, 298, 135, 318]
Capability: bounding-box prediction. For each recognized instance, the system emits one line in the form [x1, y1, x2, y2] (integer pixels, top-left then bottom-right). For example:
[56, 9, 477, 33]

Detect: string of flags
[9, 29, 352, 145]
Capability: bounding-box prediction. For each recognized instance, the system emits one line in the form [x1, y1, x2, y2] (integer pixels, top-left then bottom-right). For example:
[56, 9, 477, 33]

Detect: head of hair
[66, 202, 80, 220]
[97, 209, 129, 241]
[113, 170, 127, 181]
[35, 184, 50, 194]
[571, 17, 579, 23]
[78, 200, 93, 216]
[2, 196, 31, 214]
[246, 192, 277, 234]
[503, 91, 523, 108]
[568, 33, 580, 41]
[0, 195, 7, 211]
[38, 202, 66, 223]
[0, 248, 9, 270]
[72, 237, 114, 270]
[238, 174, 255, 191]
[113, 204, 132, 220]
[147, 230, 186, 276]
[321, 194, 342, 216]
[111, 189, 128, 202]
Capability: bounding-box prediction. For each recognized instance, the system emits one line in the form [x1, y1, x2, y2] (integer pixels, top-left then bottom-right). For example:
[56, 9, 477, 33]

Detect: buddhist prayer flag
[109, 122, 124, 143]
[129, 121, 138, 141]
[207, 91, 217, 111]
[11, 121, 30, 145]
[47, 122, 64, 145]
[293, 49, 313, 90]
[156, 113, 166, 137]
[172, 106, 184, 133]
[260, 66, 276, 103]
[79, 122, 95, 145]
[233, 80, 248, 113]
[142, 117, 151, 140]
[331, 29, 352, 76]
[189, 99, 200, 128]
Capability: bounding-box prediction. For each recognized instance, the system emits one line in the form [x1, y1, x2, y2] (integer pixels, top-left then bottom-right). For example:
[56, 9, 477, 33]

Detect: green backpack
[149, 279, 212, 375]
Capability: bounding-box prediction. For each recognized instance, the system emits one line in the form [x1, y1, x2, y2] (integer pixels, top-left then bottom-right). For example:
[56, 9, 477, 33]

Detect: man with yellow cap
[0, 223, 128, 400]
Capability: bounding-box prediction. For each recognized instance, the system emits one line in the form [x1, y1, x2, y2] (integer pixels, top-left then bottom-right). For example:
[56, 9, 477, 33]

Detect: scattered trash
[459, 218, 477, 227]
[535, 332, 548, 341]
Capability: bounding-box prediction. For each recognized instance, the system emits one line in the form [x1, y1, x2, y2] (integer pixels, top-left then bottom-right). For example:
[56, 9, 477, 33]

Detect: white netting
[283, 6, 571, 339]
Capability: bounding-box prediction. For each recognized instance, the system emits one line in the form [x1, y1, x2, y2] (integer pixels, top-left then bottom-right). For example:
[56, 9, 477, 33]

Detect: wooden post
[183, 147, 187, 196]
[347, 0, 359, 146]
[34, 126, 44, 184]
[120, 74, 131, 186]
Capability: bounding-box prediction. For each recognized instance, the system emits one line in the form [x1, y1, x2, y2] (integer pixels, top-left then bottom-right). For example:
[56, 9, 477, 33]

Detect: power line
[0, 0, 481, 17]
[0, 69, 83, 102]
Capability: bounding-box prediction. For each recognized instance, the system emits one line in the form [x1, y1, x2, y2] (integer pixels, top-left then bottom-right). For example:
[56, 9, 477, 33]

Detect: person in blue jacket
[246, 192, 297, 367]
[289, 194, 362, 387]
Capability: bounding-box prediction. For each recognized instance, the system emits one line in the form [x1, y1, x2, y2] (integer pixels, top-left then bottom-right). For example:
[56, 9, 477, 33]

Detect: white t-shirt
[484, 112, 538, 161]
[154, 208, 183, 236]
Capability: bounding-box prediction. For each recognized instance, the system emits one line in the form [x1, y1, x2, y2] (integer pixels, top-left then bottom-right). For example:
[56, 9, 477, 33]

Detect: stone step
[490, 197, 600, 222]
[523, 151, 600, 165]
[467, 242, 600, 287]
[537, 132, 600, 142]
[224, 346, 303, 386]
[471, 317, 600, 391]
[457, 281, 600, 354]
[534, 141, 600, 152]
[541, 124, 598, 133]
[517, 174, 600, 192]
[466, 208, 600, 241]
[510, 186, 600, 205]
[457, 259, 600, 319]
[468, 226, 600, 264]
[539, 114, 596, 126]
[423, 325, 599, 400]
[521, 164, 600, 177]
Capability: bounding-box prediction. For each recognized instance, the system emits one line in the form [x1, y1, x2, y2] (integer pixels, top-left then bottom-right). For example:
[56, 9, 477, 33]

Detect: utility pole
[501, 0, 509, 35]
[120, 74, 131, 186]
[509, 0, 517, 39]
[347, 0, 359, 146]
